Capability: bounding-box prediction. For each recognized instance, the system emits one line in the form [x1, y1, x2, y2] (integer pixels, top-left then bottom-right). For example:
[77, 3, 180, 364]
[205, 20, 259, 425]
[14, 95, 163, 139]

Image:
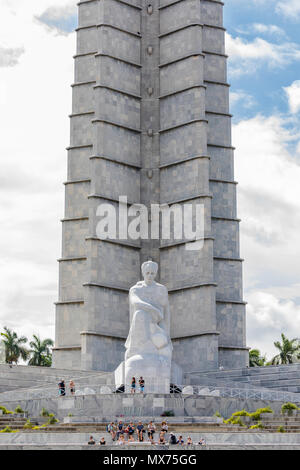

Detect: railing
[0, 382, 299, 403]
[192, 385, 300, 402]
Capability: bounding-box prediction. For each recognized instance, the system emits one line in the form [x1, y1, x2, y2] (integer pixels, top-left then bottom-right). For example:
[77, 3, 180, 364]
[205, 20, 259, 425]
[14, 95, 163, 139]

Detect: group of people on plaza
[98, 420, 206, 447]
[107, 420, 161, 443]
[58, 379, 75, 396]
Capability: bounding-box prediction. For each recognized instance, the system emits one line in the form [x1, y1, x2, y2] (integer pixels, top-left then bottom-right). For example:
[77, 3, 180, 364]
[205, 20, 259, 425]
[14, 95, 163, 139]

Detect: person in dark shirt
[117, 421, 124, 440]
[169, 433, 179, 445]
[88, 436, 95, 445]
[139, 377, 145, 394]
[58, 380, 65, 396]
[127, 422, 135, 438]
[99, 437, 106, 445]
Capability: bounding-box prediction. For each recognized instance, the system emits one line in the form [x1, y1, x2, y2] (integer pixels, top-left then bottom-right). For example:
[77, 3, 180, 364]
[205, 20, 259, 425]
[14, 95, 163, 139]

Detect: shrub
[281, 403, 299, 416]
[160, 410, 174, 417]
[224, 416, 245, 426]
[47, 413, 59, 425]
[277, 426, 286, 433]
[40, 408, 50, 417]
[32, 426, 41, 431]
[14, 405, 24, 414]
[0, 406, 13, 415]
[68, 413, 73, 417]
[0, 426, 13, 433]
[249, 406, 273, 421]
[214, 411, 222, 418]
[224, 407, 273, 427]
[232, 409, 250, 418]
[249, 421, 264, 430]
[23, 419, 34, 430]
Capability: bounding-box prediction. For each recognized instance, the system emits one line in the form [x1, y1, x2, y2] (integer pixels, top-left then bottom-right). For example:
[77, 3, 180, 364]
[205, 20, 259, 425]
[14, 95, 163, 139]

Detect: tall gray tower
[53, 0, 248, 373]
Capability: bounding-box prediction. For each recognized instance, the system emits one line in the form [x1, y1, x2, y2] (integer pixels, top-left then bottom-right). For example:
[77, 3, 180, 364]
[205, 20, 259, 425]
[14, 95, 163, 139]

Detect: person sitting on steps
[88, 436, 95, 445]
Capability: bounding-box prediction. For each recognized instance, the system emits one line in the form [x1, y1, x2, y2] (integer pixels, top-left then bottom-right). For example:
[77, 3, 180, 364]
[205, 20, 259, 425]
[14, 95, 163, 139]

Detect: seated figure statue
[124, 261, 173, 393]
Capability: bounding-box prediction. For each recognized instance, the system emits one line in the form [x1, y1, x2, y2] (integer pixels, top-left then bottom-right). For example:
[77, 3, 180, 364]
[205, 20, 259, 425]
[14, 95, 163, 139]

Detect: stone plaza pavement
[1, 431, 300, 450]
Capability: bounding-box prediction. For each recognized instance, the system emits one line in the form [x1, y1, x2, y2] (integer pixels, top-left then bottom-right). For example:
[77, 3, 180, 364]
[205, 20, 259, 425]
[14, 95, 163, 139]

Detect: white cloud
[233, 114, 300, 356]
[252, 23, 285, 36]
[284, 80, 300, 114]
[247, 291, 300, 358]
[35, 3, 77, 35]
[0, 1, 76, 343]
[230, 90, 256, 109]
[276, 0, 300, 19]
[0, 46, 24, 67]
[236, 23, 285, 38]
[226, 33, 300, 76]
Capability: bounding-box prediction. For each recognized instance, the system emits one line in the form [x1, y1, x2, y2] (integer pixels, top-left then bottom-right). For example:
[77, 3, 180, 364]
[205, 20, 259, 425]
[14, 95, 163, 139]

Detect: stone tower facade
[53, 0, 248, 373]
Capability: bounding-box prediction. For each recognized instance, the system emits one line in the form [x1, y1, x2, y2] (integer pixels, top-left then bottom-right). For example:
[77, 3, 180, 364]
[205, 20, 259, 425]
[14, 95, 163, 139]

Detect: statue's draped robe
[125, 281, 172, 364]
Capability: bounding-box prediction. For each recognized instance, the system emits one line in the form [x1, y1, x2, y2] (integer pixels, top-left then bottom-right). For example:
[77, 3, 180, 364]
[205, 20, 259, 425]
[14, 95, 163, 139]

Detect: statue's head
[141, 260, 158, 285]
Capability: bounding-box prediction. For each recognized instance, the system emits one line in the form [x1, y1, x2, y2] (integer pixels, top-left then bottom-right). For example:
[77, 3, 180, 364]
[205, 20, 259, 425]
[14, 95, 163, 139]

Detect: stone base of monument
[115, 359, 183, 394]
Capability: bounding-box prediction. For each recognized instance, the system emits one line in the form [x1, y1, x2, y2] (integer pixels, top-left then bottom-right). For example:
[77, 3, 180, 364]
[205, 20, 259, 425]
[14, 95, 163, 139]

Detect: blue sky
[0, 0, 300, 361]
[225, 0, 300, 121]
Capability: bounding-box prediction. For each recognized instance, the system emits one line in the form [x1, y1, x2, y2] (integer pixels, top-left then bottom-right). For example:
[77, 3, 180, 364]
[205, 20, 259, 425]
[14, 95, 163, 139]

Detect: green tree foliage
[28, 334, 53, 367]
[249, 349, 267, 367]
[0, 327, 28, 364]
[271, 333, 300, 365]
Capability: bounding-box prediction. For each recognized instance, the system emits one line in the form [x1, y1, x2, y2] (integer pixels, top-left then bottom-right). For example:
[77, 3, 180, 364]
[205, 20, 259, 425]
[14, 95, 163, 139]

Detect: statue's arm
[129, 289, 163, 321]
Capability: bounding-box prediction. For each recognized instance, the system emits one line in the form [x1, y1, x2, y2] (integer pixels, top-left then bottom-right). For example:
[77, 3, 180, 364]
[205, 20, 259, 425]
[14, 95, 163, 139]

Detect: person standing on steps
[69, 380, 75, 396]
[131, 377, 136, 394]
[58, 379, 65, 396]
[139, 376, 145, 394]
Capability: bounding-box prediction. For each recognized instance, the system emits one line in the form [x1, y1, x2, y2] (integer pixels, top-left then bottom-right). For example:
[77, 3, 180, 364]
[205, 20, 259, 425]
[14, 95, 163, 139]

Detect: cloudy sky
[0, 0, 300, 361]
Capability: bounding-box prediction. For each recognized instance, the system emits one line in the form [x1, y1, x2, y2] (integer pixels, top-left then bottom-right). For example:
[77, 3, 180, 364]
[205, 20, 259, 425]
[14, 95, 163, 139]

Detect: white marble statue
[124, 261, 173, 392]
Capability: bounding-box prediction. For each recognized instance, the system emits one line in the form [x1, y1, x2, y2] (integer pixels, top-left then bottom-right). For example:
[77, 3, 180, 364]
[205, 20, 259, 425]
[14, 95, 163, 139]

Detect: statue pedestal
[115, 358, 183, 394]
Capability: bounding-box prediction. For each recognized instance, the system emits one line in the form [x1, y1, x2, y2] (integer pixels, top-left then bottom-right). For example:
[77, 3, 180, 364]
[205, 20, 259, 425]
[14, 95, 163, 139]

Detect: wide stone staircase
[2, 408, 300, 449]
[0, 415, 28, 431]
[186, 364, 300, 393]
[0, 364, 112, 396]
[261, 414, 300, 433]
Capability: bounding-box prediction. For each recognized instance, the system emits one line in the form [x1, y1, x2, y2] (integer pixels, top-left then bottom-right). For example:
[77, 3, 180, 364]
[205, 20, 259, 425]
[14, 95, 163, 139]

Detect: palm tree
[28, 335, 54, 367]
[0, 327, 29, 364]
[249, 349, 267, 367]
[271, 333, 300, 365]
